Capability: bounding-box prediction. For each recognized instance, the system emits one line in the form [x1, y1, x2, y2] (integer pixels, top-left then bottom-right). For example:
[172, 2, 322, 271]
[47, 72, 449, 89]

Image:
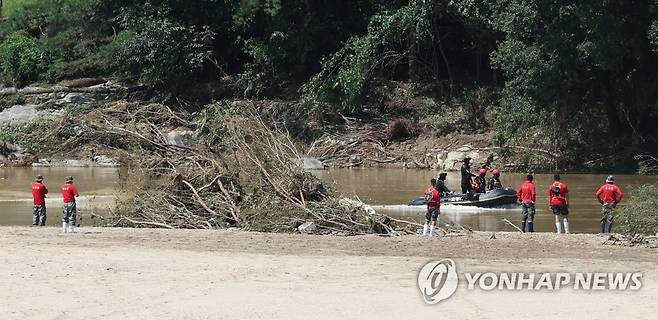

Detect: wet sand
[1, 227, 656, 319]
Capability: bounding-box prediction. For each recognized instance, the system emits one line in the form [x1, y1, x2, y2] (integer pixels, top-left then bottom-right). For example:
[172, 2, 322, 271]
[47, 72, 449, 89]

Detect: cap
[65, 176, 74, 182]
[606, 175, 614, 183]
[462, 157, 471, 162]
[491, 169, 501, 175]
[478, 168, 487, 175]
[35, 175, 44, 182]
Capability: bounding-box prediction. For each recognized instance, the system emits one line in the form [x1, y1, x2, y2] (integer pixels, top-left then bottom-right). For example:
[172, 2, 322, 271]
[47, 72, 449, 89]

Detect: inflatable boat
[409, 187, 518, 208]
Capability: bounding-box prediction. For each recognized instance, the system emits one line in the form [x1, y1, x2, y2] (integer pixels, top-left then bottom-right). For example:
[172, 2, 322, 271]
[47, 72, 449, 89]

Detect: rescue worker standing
[516, 174, 536, 232]
[548, 174, 570, 234]
[596, 175, 623, 234]
[435, 172, 451, 196]
[61, 176, 80, 233]
[487, 169, 503, 191]
[474, 169, 487, 193]
[31, 175, 48, 226]
[460, 157, 476, 195]
[422, 179, 441, 236]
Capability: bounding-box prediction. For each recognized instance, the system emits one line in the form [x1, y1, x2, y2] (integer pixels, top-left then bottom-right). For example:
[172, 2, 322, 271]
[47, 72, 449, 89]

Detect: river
[0, 167, 119, 226]
[315, 168, 658, 234]
[1, 167, 656, 233]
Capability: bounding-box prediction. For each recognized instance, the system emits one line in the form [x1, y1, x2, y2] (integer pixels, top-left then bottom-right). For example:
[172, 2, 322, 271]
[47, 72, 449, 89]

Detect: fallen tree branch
[0, 84, 124, 97]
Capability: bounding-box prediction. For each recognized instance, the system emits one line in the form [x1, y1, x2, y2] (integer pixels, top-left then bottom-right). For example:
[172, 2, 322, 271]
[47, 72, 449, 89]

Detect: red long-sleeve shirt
[424, 186, 441, 206]
[517, 180, 536, 203]
[596, 183, 623, 204]
[548, 181, 569, 206]
[31, 182, 48, 206]
[61, 183, 79, 203]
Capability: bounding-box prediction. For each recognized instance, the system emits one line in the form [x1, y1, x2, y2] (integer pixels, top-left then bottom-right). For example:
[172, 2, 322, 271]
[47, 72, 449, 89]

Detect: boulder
[442, 145, 482, 171]
[301, 157, 324, 170]
[63, 159, 91, 167]
[93, 155, 120, 167]
[32, 159, 52, 167]
[165, 129, 196, 147]
[298, 221, 316, 234]
[0, 105, 64, 126]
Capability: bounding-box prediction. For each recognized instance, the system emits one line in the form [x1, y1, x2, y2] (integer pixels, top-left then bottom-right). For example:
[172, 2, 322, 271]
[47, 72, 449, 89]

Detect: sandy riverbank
[1, 227, 656, 319]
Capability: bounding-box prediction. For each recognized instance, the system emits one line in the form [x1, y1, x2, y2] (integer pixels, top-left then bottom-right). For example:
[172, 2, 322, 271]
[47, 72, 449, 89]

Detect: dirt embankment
[2, 227, 657, 320]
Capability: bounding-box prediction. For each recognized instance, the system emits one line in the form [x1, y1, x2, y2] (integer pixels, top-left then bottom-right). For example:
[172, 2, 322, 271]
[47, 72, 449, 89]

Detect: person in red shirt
[516, 174, 537, 232]
[596, 175, 623, 234]
[548, 174, 570, 234]
[422, 178, 441, 236]
[61, 176, 80, 233]
[31, 175, 48, 226]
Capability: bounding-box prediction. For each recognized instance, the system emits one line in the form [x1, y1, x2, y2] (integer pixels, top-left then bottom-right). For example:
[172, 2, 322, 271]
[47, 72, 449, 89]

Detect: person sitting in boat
[473, 169, 487, 193]
[435, 172, 451, 196]
[487, 169, 503, 191]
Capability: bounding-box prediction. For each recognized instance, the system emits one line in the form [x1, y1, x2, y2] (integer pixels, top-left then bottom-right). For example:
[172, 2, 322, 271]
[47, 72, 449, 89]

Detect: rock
[0, 105, 64, 126]
[349, 154, 363, 165]
[32, 159, 52, 167]
[442, 145, 482, 171]
[63, 159, 91, 167]
[298, 221, 317, 234]
[165, 129, 196, 147]
[301, 157, 324, 170]
[93, 155, 120, 167]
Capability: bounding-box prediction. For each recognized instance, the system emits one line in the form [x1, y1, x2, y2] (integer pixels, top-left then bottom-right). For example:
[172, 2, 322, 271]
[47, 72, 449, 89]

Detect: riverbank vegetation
[617, 185, 658, 237]
[1, 0, 657, 172]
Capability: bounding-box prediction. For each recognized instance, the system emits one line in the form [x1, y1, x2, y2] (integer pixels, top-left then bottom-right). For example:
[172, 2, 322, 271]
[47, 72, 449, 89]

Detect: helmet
[35, 175, 44, 182]
[491, 169, 501, 176]
[65, 176, 74, 182]
[478, 168, 487, 175]
[606, 175, 614, 183]
[462, 157, 471, 163]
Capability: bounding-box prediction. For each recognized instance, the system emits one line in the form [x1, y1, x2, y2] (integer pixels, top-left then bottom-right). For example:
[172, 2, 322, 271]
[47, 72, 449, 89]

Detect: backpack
[551, 186, 561, 196]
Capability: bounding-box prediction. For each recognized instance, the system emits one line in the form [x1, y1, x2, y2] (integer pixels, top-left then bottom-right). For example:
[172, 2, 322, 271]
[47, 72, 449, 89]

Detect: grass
[1, 0, 32, 17]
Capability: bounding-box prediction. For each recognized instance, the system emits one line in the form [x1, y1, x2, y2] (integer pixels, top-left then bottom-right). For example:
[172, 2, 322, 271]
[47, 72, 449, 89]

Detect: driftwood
[503, 218, 523, 233]
[0, 84, 126, 98]
[60, 101, 409, 234]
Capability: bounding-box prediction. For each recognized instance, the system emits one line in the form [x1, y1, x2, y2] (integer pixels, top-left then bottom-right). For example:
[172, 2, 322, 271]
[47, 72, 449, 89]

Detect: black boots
[521, 221, 527, 233]
[527, 222, 534, 233]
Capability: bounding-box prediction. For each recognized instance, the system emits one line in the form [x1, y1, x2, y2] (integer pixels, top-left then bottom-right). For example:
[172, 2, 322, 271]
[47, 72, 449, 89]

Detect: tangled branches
[66, 101, 406, 234]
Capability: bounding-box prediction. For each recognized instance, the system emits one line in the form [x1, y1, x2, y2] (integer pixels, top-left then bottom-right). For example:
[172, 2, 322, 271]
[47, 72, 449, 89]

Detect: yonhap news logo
[417, 259, 643, 305]
[417, 259, 459, 304]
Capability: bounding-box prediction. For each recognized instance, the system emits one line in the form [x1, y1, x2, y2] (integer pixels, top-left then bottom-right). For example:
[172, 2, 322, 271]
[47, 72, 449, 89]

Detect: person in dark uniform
[435, 172, 451, 196]
[460, 157, 476, 195]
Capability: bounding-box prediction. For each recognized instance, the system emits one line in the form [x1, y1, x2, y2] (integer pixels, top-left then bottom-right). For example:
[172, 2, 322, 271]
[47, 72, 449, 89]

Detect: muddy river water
[1, 167, 656, 233]
[0, 167, 119, 226]
[315, 169, 658, 233]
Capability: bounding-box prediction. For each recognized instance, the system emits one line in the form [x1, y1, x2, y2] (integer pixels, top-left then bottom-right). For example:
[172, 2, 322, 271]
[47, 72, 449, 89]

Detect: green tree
[0, 30, 42, 87]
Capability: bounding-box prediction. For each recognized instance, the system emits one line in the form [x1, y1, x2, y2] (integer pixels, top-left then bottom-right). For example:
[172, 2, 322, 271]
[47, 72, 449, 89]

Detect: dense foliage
[1, 0, 657, 169]
[617, 185, 658, 236]
[0, 30, 41, 86]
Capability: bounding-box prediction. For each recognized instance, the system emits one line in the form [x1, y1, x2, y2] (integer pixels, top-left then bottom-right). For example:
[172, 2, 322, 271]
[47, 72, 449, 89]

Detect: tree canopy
[1, 0, 657, 170]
